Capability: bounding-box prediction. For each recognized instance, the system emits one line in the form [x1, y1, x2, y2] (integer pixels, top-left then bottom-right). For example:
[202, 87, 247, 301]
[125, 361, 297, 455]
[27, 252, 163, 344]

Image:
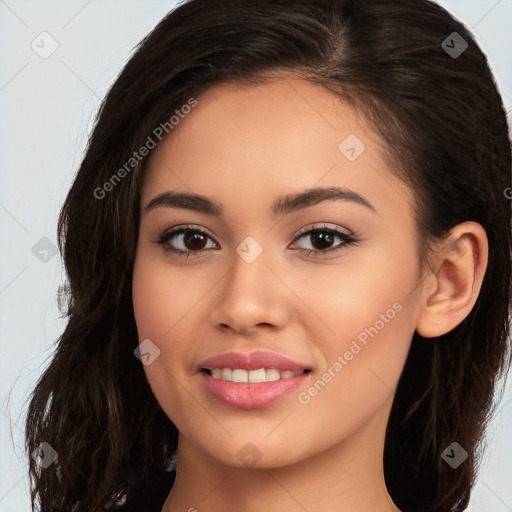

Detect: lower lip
[200, 371, 309, 409]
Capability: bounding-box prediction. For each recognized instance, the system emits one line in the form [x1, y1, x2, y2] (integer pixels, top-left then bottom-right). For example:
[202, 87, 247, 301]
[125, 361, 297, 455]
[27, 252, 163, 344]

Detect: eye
[154, 223, 360, 258]
[290, 223, 359, 257]
[155, 224, 218, 258]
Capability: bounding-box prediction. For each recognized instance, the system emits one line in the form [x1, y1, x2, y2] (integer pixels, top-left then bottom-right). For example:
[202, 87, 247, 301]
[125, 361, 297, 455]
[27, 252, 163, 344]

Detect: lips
[198, 351, 312, 409]
[199, 350, 310, 373]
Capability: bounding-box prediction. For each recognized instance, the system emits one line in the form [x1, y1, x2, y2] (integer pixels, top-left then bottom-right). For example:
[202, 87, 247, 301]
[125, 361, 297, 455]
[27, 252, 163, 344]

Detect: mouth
[198, 350, 312, 374]
[197, 351, 313, 409]
[201, 367, 312, 383]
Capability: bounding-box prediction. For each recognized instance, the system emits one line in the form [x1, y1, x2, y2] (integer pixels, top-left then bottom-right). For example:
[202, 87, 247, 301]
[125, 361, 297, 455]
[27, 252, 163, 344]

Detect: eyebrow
[143, 186, 377, 217]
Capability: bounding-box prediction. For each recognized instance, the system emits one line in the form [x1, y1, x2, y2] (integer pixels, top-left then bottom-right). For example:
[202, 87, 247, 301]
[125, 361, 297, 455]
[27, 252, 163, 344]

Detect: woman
[25, 0, 511, 511]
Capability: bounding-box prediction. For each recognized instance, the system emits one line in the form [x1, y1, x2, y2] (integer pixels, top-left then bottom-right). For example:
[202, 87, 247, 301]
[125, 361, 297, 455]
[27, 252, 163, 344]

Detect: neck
[162, 395, 401, 512]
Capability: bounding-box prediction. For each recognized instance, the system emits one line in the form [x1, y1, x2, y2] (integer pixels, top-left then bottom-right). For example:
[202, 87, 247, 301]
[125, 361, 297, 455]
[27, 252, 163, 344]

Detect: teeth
[265, 368, 281, 382]
[209, 367, 304, 382]
[232, 369, 248, 382]
[249, 368, 266, 383]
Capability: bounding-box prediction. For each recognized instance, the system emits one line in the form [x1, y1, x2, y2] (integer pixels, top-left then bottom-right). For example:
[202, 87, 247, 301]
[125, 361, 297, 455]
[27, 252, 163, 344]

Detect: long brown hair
[25, 1, 512, 511]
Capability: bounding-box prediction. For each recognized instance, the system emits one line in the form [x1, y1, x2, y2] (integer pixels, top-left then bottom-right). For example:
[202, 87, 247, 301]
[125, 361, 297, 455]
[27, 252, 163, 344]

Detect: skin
[132, 77, 488, 512]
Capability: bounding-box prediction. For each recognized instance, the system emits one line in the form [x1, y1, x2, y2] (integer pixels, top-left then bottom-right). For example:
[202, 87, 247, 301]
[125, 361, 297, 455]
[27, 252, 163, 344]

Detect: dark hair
[25, 0, 512, 511]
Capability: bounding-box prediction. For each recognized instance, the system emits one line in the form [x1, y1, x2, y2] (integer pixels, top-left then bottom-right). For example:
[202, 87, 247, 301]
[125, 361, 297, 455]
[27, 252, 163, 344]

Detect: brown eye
[182, 231, 208, 251]
[156, 226, 218, 257]
[308, 231, 335, 250]
[291, 224, 359, 257]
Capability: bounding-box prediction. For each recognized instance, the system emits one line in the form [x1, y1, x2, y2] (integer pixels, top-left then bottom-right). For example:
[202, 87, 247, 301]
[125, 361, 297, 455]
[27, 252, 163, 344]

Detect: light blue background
[1, 1, 511, 510]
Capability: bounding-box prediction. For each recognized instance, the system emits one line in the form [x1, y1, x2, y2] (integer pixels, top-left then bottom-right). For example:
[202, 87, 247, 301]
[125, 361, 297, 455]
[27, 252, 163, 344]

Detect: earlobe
[416, 222, 488, 338]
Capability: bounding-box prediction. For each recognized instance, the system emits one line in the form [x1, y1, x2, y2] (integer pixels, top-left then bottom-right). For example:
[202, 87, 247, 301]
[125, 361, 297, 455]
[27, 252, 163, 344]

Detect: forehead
[141, 78, 414, 220]
[145, 78, 368, 172]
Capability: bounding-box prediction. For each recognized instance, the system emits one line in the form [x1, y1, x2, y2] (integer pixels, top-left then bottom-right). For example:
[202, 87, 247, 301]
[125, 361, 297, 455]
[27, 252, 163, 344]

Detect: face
[132, 77, 425, 468]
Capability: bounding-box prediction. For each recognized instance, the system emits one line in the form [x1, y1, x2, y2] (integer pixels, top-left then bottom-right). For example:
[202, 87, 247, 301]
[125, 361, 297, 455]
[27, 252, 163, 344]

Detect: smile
[200, 370, 310, 409]
[205, 367, 305, 383]
[198, 350, 313, 408]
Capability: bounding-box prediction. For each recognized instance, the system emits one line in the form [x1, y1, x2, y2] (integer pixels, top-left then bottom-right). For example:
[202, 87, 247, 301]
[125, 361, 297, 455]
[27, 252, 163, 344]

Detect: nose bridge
[224, 235, 271, 306]
[211, 235, 288, 331]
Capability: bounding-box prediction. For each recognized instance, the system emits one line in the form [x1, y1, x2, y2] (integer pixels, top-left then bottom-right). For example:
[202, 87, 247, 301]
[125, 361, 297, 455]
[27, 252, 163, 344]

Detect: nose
[209, 247, 291, 335]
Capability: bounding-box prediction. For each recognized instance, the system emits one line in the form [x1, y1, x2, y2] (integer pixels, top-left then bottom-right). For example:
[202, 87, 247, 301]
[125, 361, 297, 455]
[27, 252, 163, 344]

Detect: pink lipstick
[198, 351, 311, 409]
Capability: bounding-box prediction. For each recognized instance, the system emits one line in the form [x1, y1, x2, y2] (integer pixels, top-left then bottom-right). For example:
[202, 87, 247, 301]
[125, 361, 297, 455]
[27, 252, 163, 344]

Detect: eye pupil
[185, 232, 207, 250]
[311, 231, 333, 250]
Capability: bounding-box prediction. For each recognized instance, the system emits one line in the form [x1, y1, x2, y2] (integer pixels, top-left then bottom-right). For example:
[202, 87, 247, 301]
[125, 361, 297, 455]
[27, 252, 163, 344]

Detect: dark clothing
[112, 467, 176, 512]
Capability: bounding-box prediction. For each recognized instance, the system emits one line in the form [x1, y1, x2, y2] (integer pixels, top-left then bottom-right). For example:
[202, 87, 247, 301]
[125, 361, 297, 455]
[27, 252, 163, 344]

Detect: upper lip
[199, 351, 311, 372]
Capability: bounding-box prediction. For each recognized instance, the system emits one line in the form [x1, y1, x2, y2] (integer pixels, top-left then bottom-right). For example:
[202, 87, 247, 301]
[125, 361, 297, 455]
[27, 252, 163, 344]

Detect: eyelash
[154, 223, 360, 258]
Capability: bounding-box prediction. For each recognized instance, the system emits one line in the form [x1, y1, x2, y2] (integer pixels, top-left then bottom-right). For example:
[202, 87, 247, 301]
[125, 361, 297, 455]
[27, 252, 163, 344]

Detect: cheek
[132, 258, 176, 375]
[293, 235, 419, 350]
[295, 301, 414, 444]
[132, 257, 193, 427]
[293, 241, 419, 407]
[132, 268, 168, 341]
[132, 252, 195, 340]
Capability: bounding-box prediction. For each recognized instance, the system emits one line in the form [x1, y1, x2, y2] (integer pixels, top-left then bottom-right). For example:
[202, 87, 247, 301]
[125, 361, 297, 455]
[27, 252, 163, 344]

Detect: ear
[416, 221, 488, 338]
